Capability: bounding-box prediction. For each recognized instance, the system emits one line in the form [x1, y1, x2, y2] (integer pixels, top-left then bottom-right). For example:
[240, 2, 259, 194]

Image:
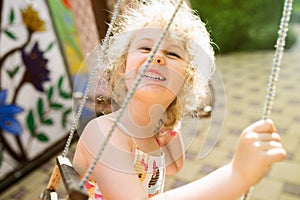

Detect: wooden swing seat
[38, 156, 88, 200]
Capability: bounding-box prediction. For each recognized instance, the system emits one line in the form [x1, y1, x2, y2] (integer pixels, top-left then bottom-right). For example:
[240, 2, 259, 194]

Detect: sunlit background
[0, 0, 299, 199]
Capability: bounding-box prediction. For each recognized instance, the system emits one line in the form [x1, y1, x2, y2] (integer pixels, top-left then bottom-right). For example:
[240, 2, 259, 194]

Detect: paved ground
[1, 26, 300, 200]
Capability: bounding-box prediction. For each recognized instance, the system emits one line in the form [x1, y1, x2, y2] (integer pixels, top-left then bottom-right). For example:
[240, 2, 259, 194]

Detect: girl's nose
[152, 54, 165, 65]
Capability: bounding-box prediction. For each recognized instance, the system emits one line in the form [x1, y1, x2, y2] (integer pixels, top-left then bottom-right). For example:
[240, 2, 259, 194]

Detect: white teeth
[143, 73, 166, 81]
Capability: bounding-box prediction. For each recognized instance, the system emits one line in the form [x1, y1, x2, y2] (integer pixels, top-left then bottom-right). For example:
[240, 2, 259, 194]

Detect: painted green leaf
[58, 76, 63, 89]
[50, 102, 63, 109]
[4, 29, 17, 40]
[46, 41, 56, 52]
[60, 91, 71, 99]
[37, 98, 44, 122]
[26, 110, 36, 136]
[6, 66, 20, 79]
[58, 76, 71, 99]
[43, 118, 53, 125]
[9, 8, 15, 24]
[62, 108, 72, 128]
[36, 133, 49, 142]
[47, 86, 54, 101]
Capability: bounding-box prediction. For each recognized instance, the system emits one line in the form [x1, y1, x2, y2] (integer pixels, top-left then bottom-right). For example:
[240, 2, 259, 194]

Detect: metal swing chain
[79, 0, 185, 189]
[61, 0, 122, 158]
[242, 0, 294, 199]
[262, 0, 294, 120]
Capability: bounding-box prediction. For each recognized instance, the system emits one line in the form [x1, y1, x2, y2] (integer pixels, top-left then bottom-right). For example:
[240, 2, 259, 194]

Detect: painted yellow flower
[21, 5, 46, 32]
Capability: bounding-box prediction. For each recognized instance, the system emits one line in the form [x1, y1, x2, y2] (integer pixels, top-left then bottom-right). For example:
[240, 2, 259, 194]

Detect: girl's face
[124, 27, 188, 106]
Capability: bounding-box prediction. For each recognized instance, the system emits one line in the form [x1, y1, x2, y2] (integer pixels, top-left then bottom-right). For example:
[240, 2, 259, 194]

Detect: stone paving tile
[173, 159, 203, 182]
[164, 176, 176, 191]
[171, 179, 188, 189]
[294, 146, 300, 162]
[197, 147, 231, 167]
[281, 136, 300, 153]
[269, 161, 300, 185]
[283, 182, 300, 196]
[199, 164, 217, 175]
[218, 134, 239, 152]
[0, 163, 66, 200]
[279, 193, 300, 200]
[251, 178, 284, 200]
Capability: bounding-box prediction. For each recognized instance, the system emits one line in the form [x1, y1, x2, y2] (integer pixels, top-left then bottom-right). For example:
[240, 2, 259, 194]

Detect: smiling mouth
[143, 72, 166, 81]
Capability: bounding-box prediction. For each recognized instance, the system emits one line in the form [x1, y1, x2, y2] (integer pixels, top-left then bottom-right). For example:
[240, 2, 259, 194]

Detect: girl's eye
[139, 46, 152, 52]
[167, 51, 181, 59]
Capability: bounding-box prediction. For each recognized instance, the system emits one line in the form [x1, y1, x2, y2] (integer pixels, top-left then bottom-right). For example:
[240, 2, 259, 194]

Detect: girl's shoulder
[83, 113, 135, 153]
[76, 115, 140, 178]
[85, 112, 118, 134]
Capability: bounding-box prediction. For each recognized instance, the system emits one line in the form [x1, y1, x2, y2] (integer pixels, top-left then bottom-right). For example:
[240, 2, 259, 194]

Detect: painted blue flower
[0, 90, 24, 135]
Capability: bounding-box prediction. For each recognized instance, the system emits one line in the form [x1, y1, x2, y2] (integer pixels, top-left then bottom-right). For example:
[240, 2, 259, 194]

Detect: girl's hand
[231, 119, 286, 187]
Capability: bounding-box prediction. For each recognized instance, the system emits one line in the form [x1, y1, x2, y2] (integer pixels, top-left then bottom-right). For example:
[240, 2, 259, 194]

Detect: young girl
[73, 0, 286, 199]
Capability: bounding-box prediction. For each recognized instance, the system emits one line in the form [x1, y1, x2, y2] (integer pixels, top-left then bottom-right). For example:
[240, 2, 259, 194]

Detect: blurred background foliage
[190, 0, 300, 54]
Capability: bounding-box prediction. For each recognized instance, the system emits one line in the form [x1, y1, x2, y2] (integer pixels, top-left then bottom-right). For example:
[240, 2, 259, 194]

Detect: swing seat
[56, 156, 89, 200]
[39, 156, 89, 200]
[38, 189, 58, 200]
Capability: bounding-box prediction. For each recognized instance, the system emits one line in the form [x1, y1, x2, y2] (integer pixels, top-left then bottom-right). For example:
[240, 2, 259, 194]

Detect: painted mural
[0, 0, 73, 185]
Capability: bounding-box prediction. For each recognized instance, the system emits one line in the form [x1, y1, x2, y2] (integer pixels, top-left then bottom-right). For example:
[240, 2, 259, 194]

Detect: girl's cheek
[171, 62, 187, 77]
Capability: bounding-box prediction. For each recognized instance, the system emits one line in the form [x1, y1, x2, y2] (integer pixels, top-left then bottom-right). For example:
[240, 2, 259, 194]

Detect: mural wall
[0, 0, 74, 188]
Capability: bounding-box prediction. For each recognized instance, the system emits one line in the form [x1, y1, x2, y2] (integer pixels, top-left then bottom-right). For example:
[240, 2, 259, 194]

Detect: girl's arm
[152, 119, 286, 200]
[153, 163, 248, 200]
[74, 119, 285, 200]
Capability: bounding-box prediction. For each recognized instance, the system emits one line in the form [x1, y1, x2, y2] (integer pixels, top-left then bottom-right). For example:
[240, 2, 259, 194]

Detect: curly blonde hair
[101, 0, 215, 129]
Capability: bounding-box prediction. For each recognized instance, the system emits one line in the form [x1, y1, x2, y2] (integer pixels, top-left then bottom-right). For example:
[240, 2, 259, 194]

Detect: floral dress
[84, 143, 166, 200]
